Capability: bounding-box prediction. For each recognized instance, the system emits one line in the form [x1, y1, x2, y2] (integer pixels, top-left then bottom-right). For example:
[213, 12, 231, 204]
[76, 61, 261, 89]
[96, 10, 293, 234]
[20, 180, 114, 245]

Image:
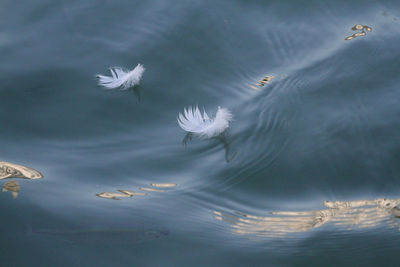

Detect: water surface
[1, 0, 400, 266]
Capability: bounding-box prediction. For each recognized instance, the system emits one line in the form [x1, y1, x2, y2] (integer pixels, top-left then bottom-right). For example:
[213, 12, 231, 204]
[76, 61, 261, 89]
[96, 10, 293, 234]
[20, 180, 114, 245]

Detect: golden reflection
[2, 181, 20, 198]
[96, 184, 177, 200]
[0, 161, 43, 180]
[250, 75, 275, 90]
[150, 183, 177, 188]
[345, 24, 372, 40]
[96, 189, 148, 200]
[214, 198, 400, 238]
[139, 187, 165, 192]
[117, 190, 147, 196]
[96, 192, 133, 200]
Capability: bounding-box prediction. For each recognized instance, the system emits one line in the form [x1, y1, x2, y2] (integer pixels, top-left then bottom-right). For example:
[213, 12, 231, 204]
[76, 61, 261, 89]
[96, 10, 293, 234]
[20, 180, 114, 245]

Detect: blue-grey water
[1, 0, 400, 266]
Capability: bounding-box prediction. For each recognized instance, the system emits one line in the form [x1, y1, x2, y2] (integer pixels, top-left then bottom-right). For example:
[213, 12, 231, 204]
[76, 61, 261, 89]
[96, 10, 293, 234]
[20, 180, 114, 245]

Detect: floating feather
[96, 64, 145, 90]
[177, 106, 233, 138]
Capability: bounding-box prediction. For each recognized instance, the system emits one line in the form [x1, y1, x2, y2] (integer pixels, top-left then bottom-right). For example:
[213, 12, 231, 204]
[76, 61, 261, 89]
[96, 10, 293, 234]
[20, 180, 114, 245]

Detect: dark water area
[1, 0, 400, 265]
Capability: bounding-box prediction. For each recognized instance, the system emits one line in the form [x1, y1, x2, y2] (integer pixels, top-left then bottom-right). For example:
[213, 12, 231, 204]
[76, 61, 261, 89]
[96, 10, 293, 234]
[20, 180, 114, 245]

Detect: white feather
[96, 64, 145, 90]
[177, 106, 233, 138]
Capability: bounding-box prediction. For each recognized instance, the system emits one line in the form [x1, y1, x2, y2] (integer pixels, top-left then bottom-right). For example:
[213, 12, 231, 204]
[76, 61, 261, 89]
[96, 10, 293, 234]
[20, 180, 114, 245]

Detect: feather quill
[96, 64, 145, 90]
[177, 106, 233, 138]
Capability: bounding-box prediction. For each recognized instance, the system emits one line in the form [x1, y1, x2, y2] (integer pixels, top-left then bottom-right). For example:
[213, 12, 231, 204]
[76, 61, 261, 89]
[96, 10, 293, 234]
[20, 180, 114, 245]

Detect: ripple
[214, 197, 400, 239]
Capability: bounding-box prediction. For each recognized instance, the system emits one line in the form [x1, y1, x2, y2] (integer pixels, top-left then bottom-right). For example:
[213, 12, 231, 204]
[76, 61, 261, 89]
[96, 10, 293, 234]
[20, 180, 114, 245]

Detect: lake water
[1, 0, 400, 266]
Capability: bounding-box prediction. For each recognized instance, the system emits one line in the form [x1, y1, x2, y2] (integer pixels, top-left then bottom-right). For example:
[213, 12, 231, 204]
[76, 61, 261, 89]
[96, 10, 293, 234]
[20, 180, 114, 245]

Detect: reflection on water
[96, 191, 134, 200]
[250, 75, 276, 90]
[382, 10, 399, 22]
[132, 87, 141, 102]
[117, 190, 147, 196]
[97, 184, 177, 200]
[324, 198, 400, 209]
[216, 134, 238, 163]
[4, 0, 400, 263]
[139, 187, 165, 192]
[2, 181, 20, 199]
[0, 162, 43, 180]
[214, 198, 400, 238]
[183, 132, 237, 163]
[0, 162, 42, 199]
[96, 190, 147, 200]
[345, 24, 372, 40]
[150, 183, 177, 188]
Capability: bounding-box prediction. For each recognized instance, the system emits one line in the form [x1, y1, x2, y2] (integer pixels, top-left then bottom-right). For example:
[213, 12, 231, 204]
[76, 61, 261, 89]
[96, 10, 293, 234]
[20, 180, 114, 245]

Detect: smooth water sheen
[1, 0, 400, 266]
